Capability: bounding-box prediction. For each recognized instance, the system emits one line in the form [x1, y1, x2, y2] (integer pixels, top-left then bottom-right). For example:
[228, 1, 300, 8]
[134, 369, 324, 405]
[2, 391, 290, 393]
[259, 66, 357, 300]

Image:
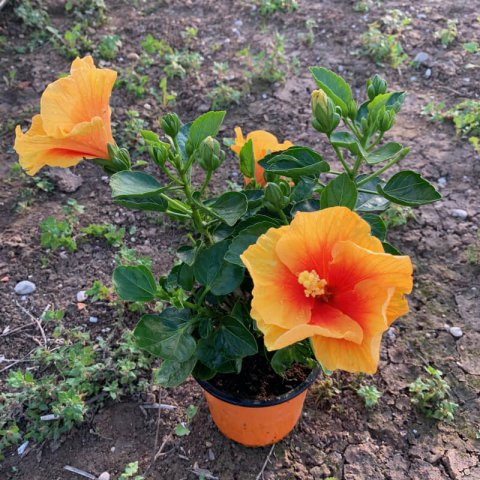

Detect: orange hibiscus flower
[240, 207, 413, 374]
[14, 56, 117, 176]
[231, 128, 293, 187]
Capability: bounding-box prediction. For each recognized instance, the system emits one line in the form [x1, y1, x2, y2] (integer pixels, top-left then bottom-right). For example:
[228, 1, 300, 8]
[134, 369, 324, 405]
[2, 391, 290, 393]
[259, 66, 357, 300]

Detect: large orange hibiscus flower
[231, 127, 293, 187]
[14, 56, 116, 176]
[240, 207, 413, 374]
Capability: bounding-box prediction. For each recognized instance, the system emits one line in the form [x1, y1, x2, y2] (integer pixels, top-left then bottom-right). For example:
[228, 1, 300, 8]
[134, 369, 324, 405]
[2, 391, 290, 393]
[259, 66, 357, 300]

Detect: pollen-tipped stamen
[298, 270, 327, 298]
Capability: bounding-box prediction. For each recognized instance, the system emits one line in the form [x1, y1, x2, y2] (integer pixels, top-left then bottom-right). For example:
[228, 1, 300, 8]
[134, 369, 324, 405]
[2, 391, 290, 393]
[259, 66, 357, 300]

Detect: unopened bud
[196, 136, 225, 172]
[108, 143, 131, 172]
[379, 109, 396, 132]
[311, 89, 341, 134]
[264, 183, 288, 211]
[160, 113, 181, 138]
[367, 74, 387, 101]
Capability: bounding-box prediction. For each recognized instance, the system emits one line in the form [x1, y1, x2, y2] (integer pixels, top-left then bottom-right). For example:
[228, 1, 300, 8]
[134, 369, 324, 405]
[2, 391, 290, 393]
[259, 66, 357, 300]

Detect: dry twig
[14, 301, 50, 348]
[256, 444, 275, 480]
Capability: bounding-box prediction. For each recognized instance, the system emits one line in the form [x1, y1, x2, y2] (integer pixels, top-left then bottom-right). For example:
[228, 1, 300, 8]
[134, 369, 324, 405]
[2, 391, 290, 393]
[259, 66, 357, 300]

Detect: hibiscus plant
[14, 58, 441, 388]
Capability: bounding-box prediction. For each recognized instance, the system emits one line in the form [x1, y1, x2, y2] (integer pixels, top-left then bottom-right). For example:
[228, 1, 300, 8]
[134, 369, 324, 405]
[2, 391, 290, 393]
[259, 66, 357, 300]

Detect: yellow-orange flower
[231, 127, 293, 187]
[240, 207, 413, 374]
[14, 56, 117, 176]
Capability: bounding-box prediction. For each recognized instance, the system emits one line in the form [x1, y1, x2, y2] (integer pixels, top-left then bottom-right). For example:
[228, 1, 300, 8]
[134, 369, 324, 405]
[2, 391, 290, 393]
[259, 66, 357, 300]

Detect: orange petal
[230, 126, 245, 155]
[311, 331, 383, 374]
[241, 226, 314, 329]
[328, 240, 413, 295]
[15, 117, 111, 176]
[244, 130, 293, 161]
[386, 290, 409, 326]
[275, 207, 384, 279]
[40, 55, 116, 139]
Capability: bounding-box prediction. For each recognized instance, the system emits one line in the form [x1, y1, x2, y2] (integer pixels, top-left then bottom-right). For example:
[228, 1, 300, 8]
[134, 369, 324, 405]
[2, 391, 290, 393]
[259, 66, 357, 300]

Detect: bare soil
[0, 0, 479, 479]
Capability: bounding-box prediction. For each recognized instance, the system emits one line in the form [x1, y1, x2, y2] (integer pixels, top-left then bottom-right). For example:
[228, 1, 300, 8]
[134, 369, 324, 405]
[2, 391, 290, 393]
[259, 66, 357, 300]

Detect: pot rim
[196, 364, 321, 408]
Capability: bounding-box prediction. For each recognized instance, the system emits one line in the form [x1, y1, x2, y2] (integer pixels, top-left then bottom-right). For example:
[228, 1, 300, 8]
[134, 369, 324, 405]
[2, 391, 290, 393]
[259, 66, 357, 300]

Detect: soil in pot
[208, 354, 312, 401]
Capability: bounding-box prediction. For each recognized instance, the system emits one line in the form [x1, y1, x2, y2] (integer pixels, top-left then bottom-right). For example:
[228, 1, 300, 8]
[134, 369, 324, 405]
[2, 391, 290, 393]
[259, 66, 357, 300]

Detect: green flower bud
[160, 112, 181, 138]
[379, 109, 396, 132]
[311, 89, 341, 135]
[196, 136, 225, 172]
[108, 143, 131, 171]
[367, 74, 388, 101]
[264, 182, 288, 211]
[347, 100, 358, 121]
[149, 143, 170, 168]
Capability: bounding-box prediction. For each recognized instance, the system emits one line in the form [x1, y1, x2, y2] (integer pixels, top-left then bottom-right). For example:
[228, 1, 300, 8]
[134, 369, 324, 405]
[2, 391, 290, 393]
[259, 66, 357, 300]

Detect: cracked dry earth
[0, 0, 479, 479]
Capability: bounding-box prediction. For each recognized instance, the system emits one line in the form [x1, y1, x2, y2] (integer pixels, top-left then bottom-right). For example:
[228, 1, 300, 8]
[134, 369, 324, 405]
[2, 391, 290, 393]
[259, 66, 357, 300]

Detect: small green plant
[382, 204, 416, 228]
[3, 68, 17, 89]
[81, 223, 125, 247]
[141, 34, 173, 57]
[85, 279, 112, 302]
[117, 69, 149, 98]
[298, 18, 317, 47]
[98, 34, 122, 60]
[65, 0, 107, 28]
[115, 247, 153, 268]
[357, 385, 382, 408]
[48, 23, 93, 59]
[173, 404, 198, 437]
[421, 101, 446, 123]
[434, 19, 458, 47]
[39, 199, 84, 252]
[119, 461, 144, 480]
[14, 0, 50, 30]
[208, 83, 242, 109]
[256, 0, 298, 15]
[463, 41, 479, 54]
[409, 366, 458, 422]
[181, 26, 199, 45]
[159, 77, 176, 107]
[360, 9, 411, 68]
[164, 50, 203, 79]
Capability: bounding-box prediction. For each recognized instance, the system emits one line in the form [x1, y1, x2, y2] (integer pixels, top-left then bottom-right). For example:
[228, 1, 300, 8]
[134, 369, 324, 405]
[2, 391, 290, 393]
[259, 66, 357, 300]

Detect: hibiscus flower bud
[264, 182, 288, 211]
[367, 74, 387, 101]
[149, 142, 171, 168]
[311, 89, 341, 135]
[379, 109, 396, 132]
[196, 136, 225, 172]
[160, 112, 181, 138]
[107, 143, 131, 171]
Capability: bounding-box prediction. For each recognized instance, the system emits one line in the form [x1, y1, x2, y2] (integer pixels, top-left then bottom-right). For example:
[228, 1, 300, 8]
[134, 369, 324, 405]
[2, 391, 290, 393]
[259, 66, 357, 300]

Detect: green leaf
[134, 309, 196, 361]
[291, 178, 315, 202]
[209, 192, 248, 226]
[114, 195, 168, 212]
[176, 245, 197, 266]
[113, 265, 157, 302]
[110, 171, 164, 197]
[193, 241, 244, 296]
[382, 241, 401, 255]
[174, 423, 190, 436]
[259, 146, 329, 179]
[239, 138, 255, 178]
[192, 361, 216, 381]
[291, 199, 320, 214]
[320, 173, 357, 209]
[188, 111, 226, 149]
[310, 66, 353, 115]
[377, 171, 441, 206]
[356, 92, 405, 124]
[330, 131, 361, 155]
[355, 176, 390, 212]
[367, 142, 403, 165]
[197, 317, 257, 369]
[176, 122, 190, 163]
[225, 222, 274, 266]
[361, 213, 387, 241]
[271, 343, 315, 376]
[186, 404, 198, 420]
[154, 356, 196, 387]
[140, 129, 162, 145]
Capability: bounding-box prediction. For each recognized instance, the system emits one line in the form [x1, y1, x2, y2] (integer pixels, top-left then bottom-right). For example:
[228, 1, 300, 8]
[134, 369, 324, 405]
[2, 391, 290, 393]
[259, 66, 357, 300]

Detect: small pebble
[77, 290, 87, 302]
[205, 441, 213, 448]
[144, 103, 152, 110]
[89, 316, 99, 324]
[126, 52, 140, 61]
[208, 448, 215, 461]
[451, 209, 468, 220]
[14, 280, 36, 295]
[413, 51, 429, 65]
[424, 68, 432, 78]
[17, 441, 29, 455]
[437, 177, 447, 188]
[98, 473, 110, 480]
[101, 176, 109, 184]
[449, 326, 463, 338]
[110, 446, 115, 453]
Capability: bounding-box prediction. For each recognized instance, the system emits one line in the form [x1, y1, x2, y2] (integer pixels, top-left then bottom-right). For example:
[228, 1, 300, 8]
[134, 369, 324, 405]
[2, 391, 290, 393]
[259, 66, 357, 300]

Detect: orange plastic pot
[197, 366, 320, 447]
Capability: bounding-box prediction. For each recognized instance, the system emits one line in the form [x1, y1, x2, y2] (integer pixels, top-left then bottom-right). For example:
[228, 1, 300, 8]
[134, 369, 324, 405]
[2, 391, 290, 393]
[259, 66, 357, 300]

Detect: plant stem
[277, 209, 289, 225]
[367, 132, 384, 151]
[357, 147, 410, 187]
[160, 193, 191, 214]
[351, 153, 364, 178]
[330, 140, 352, 177]
[197, 287, 210, 306]
[200, 170, 212, 196]
[344, 118, 363, 141]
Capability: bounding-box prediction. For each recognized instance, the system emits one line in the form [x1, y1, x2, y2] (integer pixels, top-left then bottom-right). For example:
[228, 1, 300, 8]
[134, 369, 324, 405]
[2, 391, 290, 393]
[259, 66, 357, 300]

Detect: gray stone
[449, 326, 463, 338]
[414, 52, 430, 65]
[98, 473, 110, 480]
[451, 209, 468, 220]
[14, 280, 36, 295]
[76, 290, 87, 302]
[437, 177, 447, 188]
[46, 168, 83, 193]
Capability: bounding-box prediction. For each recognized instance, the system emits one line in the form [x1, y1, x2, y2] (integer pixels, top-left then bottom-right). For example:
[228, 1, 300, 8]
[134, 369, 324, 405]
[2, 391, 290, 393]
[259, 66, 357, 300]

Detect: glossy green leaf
[134, 309, 196, 361]
[209, 192, 248, 226]
[154, 356, 196, 387]
[330, 131, 361, 155]
[361, 213, 387, 241]
[192, 361, 216, 381]
[310, 66, 353, 114]
[110, 171, 164, 197]
[320, 173, 357, 209]
[112, 265, 157, 302]
[291, 199, 320, 214]
[225, 222, 274, 266]
[356, 91, 405, 124]
[377, 171, 441, 206]
[114, 195, 168, 212]
[271, 343, 315, 376]
[259, 146, 329, 179]
[188, 111, 226, 149]
[355, 176, 390, 212]
[239, 138, 255, 178]
[176, 122, 190, 163]
[176, 245, 197, 266]
[367, 142, 403, 165]
[291, 178, 315, 203]
[382, 241, 401, 255]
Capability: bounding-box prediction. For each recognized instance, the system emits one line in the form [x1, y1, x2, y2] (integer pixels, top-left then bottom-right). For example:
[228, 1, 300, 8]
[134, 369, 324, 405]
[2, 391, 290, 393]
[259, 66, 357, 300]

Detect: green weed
[357, 385, 382, 408]
[382, 205, 416, 228]
[98, 34, 122, 60]
[81, 223, 125, 247]
[85, 279, 112, 302]
[14, 0, 50, 30]
[463, 41, 479, 54]
[298, 18, 317, 47]
[119, 461, 144, 480]
[256, 0, 298, 15]
[434, 19, 458, 47]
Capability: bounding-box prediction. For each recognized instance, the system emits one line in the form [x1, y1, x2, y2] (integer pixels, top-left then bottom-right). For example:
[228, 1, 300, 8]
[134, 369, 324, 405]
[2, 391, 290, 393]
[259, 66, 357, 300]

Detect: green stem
[357, 147, 410, 187]
[198, 287, 210, 306]
[344, 118, 363, 141]
[351, 153, 364, 178]
[200, 170, 213, 196]
[160, 193, 191, 214]
[330, 140, 352, 177]
[158, 164, 182, 185]
[367, 132, 384, 152]
[277, 209, 289, 225]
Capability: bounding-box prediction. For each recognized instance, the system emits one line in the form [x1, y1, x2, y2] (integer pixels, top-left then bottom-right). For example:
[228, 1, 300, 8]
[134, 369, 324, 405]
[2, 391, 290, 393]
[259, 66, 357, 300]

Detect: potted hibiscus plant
[14, 57, 441, 447]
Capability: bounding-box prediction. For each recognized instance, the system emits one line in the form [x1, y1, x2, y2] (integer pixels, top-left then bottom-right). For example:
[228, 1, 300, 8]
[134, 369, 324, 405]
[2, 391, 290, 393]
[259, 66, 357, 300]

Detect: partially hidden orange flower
[240, 207, 413, 374]
[14, 56, 117, 176]
[231, 127, 293, 187]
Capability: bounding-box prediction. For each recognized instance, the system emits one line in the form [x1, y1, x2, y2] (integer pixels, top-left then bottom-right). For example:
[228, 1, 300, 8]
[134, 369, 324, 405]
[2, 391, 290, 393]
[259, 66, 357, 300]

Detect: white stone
[14, 280, 36, 295]
[451, 209, 468, 220]
[449, 326, 463, 338]
[76, 290, 87, 302]
[437, 177, 447, 188]
[98, 473, 110, 480]
[89, 316, 99, 324]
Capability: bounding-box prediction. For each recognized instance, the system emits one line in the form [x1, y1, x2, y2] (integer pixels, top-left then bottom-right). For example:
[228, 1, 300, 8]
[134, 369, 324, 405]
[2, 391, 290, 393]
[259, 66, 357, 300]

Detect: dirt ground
[0, 0, 479, 479]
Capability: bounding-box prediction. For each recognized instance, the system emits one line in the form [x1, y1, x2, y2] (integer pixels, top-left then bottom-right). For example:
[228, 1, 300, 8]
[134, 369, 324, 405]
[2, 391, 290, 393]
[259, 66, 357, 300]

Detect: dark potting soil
[208, 354, 312, 402]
